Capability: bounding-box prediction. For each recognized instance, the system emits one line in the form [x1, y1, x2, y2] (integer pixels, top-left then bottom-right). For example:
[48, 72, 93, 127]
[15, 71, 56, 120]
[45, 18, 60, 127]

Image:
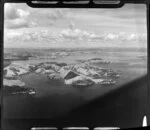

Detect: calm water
[3, 48, 147, 119]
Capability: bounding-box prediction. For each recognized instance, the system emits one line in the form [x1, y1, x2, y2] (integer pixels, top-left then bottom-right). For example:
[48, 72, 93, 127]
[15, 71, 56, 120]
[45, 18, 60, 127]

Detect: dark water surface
[3, 61, 146, 119]
[2, 48, 147, 129]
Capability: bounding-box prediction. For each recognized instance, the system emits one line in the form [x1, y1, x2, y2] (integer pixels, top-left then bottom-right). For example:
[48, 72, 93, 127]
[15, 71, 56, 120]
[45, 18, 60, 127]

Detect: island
[3, 59, 120, 95]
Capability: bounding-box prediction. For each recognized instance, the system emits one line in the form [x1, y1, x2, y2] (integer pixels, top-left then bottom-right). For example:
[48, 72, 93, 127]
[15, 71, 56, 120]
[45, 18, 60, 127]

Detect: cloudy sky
[4, 3, 147, 48]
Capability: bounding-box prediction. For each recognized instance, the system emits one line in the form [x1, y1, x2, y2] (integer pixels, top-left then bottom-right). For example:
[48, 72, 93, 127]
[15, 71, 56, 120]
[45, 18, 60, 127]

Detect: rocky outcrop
[101, 79, 116, 85]
[49, 73, 62, 79]
[3, 79, 25, 87]
[64, 75, 87, 85]
[3, 78, 36, 95]
[72, 78, 95, 87]
[3, 61, 120, 88]
[3, 62, 36, 95]
[34, 62, 120, 86]
[3, 85, 36, 95]
[64, 71, 79, 80]
[77, 58, 111, 64]
[4, 62, 35, 78]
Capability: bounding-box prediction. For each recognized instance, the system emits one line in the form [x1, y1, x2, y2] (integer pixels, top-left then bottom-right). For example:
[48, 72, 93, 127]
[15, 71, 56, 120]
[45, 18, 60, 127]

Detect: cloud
[5, 30, 58, 43]
[4, 3, 35, 29]
[6, 19, 30, 28]
[5, 31, 23, 41]
[17, 9, 30, 18]
[5, 4, 30, 20]
[5, 28, 147, 44]
[59, 22, 146, 42]
[60, 30, 147, 42]
[60, 28, 96, 40]
[5, 4, 19, 20]
[90, 32, 147, 42]
[60, 21, 96, 41]
[47, 9, 66, 21]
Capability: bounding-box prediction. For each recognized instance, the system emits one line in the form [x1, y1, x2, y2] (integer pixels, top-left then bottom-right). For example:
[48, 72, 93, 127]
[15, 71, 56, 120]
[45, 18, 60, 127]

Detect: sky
[4, 3, 147, 48]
